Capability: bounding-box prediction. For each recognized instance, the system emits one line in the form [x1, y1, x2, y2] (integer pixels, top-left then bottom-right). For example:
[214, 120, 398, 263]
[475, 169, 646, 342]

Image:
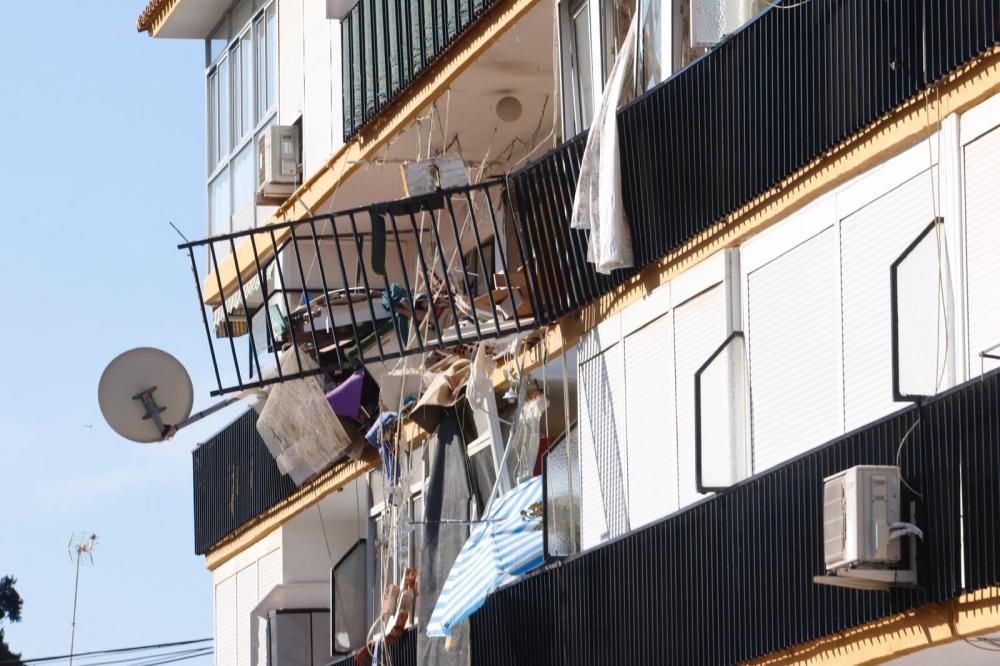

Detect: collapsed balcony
[182, 178, 602, 396]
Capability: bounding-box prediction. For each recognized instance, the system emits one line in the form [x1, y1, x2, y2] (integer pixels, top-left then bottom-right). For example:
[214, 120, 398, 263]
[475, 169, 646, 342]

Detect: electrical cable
[5, 640, 211, 666]
[65, 648, 213, 666]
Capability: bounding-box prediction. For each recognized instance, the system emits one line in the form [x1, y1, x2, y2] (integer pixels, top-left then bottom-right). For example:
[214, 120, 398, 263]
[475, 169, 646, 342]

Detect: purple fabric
[326, 368, 365, 419]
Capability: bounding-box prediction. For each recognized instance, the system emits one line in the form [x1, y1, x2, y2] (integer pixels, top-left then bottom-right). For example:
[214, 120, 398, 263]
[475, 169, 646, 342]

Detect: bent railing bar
[404, 208, 448, 347]
[247, 232, 284, 380]
[423, 204, 468, 346]
[462, 189, 503, 335]
[371, 214, 410, 359]
[306, 218, 346, 366]
[346, 211, 389, 361]
[229, 236, 264, 381]
[187, 247, 224, 394]
[323, 214, 367, 357]
[267, 226, 305, 374]
[208, 241, 244, 388]
[480, 186, 524, 333]
[443, 194, 484, 340]
[287, 227, 323, 362]
[498, 182, 543, 327]
[384, 211, 427, 354]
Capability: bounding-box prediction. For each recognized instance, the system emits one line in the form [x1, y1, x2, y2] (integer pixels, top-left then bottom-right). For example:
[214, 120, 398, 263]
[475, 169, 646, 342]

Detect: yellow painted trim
[136, 0, 180, 35]
[744, 587, 1000, 665]
[201, 0, 542, 306]
[488, 43, 1000, 385]
[203, 451, 378, 571]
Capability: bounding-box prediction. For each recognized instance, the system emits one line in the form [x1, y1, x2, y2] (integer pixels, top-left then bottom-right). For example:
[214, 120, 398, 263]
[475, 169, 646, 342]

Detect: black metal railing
[469, 369, 1000, 665]
[329, 627, 418, 666]
[340, 0, 497, 140]
[183, 180, 560, 396]
[192, 408, 296, 554]
[510, 0, 1000, 283]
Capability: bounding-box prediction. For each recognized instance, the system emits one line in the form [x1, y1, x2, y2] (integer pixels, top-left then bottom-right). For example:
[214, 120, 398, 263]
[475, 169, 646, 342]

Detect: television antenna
[98, 348, 245, 443]
[68, 533, 97, 666]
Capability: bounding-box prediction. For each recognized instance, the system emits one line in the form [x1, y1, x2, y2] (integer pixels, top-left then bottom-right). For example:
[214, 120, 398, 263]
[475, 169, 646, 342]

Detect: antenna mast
[68, 533, 98, 666]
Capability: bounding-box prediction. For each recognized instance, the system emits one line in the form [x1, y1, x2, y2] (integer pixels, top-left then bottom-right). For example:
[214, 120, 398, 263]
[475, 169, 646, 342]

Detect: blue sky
[0, 3, 247, 660]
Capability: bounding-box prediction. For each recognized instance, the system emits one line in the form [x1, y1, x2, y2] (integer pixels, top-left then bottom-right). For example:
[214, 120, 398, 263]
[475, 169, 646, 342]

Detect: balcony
[183, 0, 1000, 397]
[469, 367, 1000, 665]
[192, 409, 297, 554]
[183, 179, 602, 395]
[340, 0, 497, 140]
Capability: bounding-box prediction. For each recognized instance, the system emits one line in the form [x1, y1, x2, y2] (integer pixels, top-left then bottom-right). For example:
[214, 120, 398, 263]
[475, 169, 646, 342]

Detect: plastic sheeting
[570, 14, 638, 275]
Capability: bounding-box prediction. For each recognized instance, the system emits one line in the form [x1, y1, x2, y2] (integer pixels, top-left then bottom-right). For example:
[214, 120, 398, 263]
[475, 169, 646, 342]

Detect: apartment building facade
[137, 0, 1000, 664]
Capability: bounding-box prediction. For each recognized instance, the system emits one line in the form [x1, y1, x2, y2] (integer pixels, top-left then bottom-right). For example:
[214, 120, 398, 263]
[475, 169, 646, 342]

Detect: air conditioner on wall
[815, 465, 922, 591]
[257, 125, 300, 203]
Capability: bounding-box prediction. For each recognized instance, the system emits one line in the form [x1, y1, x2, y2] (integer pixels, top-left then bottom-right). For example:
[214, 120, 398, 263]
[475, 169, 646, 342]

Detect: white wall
[277, 0, 344, 178]
[213, 532, 282, 666]
[575, 90, 1000, 551]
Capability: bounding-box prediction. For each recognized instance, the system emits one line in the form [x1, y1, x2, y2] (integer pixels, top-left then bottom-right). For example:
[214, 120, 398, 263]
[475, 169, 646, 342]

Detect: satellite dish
[98, 348, 194, 443]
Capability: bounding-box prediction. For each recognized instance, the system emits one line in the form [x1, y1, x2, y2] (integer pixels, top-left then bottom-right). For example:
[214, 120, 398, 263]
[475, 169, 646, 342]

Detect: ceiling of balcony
[327, 0, 557, 212]
[148, 0, 230, 38]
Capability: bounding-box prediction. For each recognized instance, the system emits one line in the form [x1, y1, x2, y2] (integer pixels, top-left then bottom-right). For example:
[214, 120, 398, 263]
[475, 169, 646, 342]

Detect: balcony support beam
[202, 0, 542, 306]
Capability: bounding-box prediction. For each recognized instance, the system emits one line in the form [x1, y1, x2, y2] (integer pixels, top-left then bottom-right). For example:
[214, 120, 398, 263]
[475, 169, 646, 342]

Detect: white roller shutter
[578, 329, 628, 549]
[623, 313, 678, 526]
[840, 171, 938, 429]
[215, 576, 237, 666]
[748, 228, 842, 472]
[257, 549, 282, 599]
[964, 125, 1000, 372]
[236, 564, 258, 666]
[673, 284, 728, 508]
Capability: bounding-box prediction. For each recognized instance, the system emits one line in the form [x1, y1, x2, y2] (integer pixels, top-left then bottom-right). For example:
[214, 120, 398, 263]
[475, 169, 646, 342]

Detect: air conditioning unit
[823, 465, 901, 570]
[257, 125, 300, 203]
[816, 465, 922, 591]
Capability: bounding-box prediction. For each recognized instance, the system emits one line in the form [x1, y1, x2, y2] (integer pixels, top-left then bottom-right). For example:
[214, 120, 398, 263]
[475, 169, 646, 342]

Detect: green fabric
[268, 305, 289, 339]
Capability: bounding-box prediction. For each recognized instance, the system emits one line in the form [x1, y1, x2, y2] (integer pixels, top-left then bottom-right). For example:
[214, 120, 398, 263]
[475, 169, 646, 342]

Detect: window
[205, 0, 278, 236]
[577, 250, 736, 549]
[569, 0, 595, 131]
[209, 169, 231, 237]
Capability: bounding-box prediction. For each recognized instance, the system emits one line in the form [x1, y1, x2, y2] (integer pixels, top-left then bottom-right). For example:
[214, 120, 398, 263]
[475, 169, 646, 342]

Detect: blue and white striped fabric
[426, 476, 544, 637]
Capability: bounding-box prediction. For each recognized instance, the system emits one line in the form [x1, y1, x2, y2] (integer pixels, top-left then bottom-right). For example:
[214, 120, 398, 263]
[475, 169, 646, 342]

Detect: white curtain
[570, 13, 639, 275]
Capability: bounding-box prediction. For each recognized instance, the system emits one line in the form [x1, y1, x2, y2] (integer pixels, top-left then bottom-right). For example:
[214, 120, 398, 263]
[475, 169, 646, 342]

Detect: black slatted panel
[340, 0, 498, 140]
[510, 0, 999, 312]
[471, 395, 971, 665]
[192, 408, 296, 554]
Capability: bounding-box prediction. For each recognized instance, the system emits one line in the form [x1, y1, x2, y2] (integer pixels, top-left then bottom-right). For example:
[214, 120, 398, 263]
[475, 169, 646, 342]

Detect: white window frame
[738, 130, 962, 473]
[957, 90, 1000, 381]
[558, 0, 602, 137]
[577, 249, 739, 548]
[205, 0, 278, 237]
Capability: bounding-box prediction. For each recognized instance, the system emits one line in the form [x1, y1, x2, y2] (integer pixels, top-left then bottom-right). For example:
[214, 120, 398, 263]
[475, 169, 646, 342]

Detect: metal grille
[480, 394, 968, 665]
[192, 408, 296, 554]
[542, 426, 581, 560]
[183, 181, 548, 396]
[340, 0, 497, 140]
